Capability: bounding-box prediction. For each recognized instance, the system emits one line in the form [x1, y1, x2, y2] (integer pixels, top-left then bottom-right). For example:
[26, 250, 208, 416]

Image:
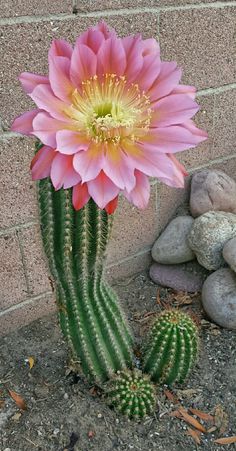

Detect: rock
[188, 211, 236, 270]
[190, 169, 236, 217]
[150, 261, 209, 293]
[151, 216, 195, 264]
[223, 237, 236, 273]
[202, 268, 236, 329]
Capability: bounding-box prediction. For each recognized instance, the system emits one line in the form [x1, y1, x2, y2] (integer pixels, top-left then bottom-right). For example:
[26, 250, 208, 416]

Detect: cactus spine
[38, 176, 133, 383]
[107, 370, 156, 419]
[143, 310, 199, 385]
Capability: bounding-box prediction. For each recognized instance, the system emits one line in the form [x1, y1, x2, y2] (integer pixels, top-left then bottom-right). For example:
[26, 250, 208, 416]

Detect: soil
[0, 273, 236, 451]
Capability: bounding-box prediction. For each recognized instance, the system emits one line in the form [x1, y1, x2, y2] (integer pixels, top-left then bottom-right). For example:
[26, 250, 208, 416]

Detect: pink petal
[151, 94, 199, 126]
[50, 153, 81, 190]
[30, 145, 55, 180]
[97, 21, 116, 39]
[30, 84, 69, 121]
[122, 35, 143, 82]
[140, 125, 207, 153]
[33, 112, 71, 147]
[103, 144, 136, 192]
[70, 44, 97, 88]
[172, 84, 196, 99]
[49, 56, 74, 102]
[182, 119, 208, 140]
[73, 143, 104, 182]
[87, 171, 120, 209]
[168, 153, 188, 177]
[56, 130, 89, 155]
[142, 38, 160, 56]
[11, 109, 39, 135]
[97, 37, 126, 77]
[48, 39, 73, 59]
[105, 196, 119, 214]
[148, 62, 182, 101]
[72, 183, 90, 210]
[134, 53, 161, 92]
[77, 28, 105, 54]
[123, 170, 150, 209]
[19, 72, 49, 94]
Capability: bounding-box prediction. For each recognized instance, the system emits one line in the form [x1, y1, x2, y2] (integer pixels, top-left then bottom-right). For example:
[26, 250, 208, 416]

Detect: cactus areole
[11, 21, 207, 384]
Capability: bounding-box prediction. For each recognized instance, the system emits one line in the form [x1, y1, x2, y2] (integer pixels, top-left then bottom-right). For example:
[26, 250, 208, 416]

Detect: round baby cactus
[143, 310, 199, 385]
[107, 370, 156, 419]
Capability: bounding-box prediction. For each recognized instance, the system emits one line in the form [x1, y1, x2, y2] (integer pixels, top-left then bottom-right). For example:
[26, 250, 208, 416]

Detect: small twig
[23, 437, 39, 448]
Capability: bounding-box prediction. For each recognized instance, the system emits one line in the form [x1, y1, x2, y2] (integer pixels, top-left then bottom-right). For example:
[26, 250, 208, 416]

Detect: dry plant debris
[8, 389, 27, 411]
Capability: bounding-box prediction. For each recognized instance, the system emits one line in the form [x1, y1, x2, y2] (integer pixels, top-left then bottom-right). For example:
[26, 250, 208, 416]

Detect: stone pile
[150, 169, 236, 330]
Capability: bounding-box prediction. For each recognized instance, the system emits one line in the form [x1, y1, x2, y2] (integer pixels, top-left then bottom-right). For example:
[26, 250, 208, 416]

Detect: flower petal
[122, 35, 143, 83]
[148, 62, 182, 101]
[105, 196, 119, 214]
[48, 39, 73, 59]
[142, 38, 160, 56]
[152, 94, 199, 126]
[72, 183, 90, 210]
[33, 112, 72, 147]
[97, 37, 126, 77]
[11, 109, 39, 135]
[77, 28, 105, 54]
[70, 43, 97, 87]
[56, 130, 89, 155]
[30, 145, 55, 180]
[50, 153, 81, 190]
[19, 72, 49, 94]
[87, 171, 120, 209]
[123, 170, 150, 209]
[135, 53, 161, 92]
[49, 56, 74, 102]
[103, 143, 136, 192]
[30, 84, 69, 121]
[172, 84, 196, 99]
[73, 142, 104, 181]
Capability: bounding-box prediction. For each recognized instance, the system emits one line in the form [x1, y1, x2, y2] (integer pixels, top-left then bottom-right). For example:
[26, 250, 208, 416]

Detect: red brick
[0, 293, 56, 336]
[212, 90, 236, 160]
[159, 7, 236, 90]
[107, 186, 158, 265]
[19, 224, 52, 296]
[0, 232, 28, 311]
[0, 0, 72, 17]
[0, 137, 38, 229]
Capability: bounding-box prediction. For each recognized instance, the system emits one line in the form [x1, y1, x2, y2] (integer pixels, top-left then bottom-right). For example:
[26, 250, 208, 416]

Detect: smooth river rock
[188, 211, 236, 270]
[190, 169, 236, 217]
[150, 261, 209, 293]
[151, 216, 195, 264]
[202, 268, 236, 329]
[223, 237, 236, 273]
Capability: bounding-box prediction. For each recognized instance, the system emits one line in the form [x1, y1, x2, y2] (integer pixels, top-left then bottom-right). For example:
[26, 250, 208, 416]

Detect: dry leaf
[8, 389, 27, 410]
[26, 357, 35, 370]
[207, 426, 218, 433]
[214, 436, 236, 445]
[170, 409, 183, 419]
[0, 400, 5, 409]
[186, 427, 202, 445]
[178, 408, 207, 433]
[164, 389, 179, 404]
[214, 405, 229, 434]
[189, 407, 214, 422]
[11, 412, 22, 421]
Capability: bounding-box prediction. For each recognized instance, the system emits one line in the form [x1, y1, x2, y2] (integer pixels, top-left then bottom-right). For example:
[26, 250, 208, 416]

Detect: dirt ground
[1, 273, 236, 451]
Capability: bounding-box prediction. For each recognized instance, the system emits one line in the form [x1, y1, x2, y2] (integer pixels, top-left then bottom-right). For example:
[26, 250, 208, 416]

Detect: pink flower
[12, 22, 207, 213]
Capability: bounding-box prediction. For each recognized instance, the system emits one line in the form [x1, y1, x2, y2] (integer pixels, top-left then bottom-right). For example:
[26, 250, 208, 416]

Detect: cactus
[107, 370, 156, 419]
[143, 310, 199, 385]
[37, 161, 133, 383]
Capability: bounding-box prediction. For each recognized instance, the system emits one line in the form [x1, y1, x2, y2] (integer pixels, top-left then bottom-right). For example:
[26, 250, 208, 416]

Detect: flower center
[64, 74, 152, 144]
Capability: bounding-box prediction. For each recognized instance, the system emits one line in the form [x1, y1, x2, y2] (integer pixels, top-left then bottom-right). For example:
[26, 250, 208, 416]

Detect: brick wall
[1, 0, 236, 335]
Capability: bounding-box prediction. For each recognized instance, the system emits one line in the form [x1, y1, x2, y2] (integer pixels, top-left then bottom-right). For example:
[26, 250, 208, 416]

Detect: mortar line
[0, 220, 38, 237]
[188, 152, 236, 173]
[16, 229, 31, 295]
[0, 291, 53, 317]
[197, 83, 236, 97]
[1, 1, 236, 25]
[106, 247, 151, 269]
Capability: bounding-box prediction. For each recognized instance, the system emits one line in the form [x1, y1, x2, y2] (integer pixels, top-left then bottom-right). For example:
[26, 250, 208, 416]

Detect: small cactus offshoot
[143, 310, 199, 385]
[107, 370, 156, 419]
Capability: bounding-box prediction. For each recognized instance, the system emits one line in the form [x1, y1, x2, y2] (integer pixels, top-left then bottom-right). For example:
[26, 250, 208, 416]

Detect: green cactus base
[107, 370, 156, 419]
[143, 310, 199, 385]
[38, 175, 134, 383]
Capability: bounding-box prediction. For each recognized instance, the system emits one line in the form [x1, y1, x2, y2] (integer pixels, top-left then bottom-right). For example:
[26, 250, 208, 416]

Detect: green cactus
[142, 310, 199, 385]
[37, 158, 133, 383]
[107, 369, 156, 419]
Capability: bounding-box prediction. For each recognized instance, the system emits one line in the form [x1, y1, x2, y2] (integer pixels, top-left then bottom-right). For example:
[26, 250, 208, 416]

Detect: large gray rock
[190, 169, 236, 217]
[202, 268, 236, 329]
[150, 261, 208, 293]
[151, 216, 195, 264]
[223, 237, 236, 273]
[188, 211, 236, 270]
